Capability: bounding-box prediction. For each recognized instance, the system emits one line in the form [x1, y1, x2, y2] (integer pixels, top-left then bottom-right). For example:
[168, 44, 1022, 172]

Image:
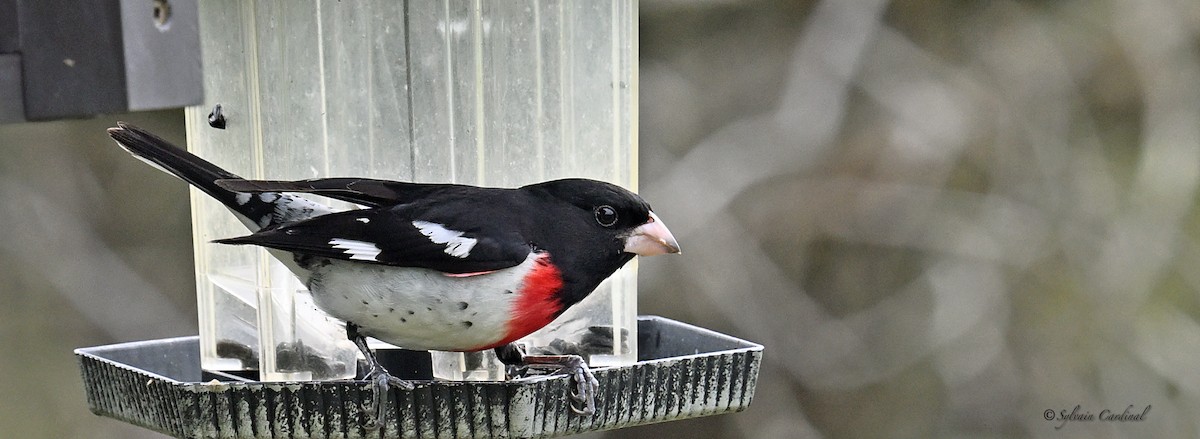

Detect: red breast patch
[475, 254, 563, 350]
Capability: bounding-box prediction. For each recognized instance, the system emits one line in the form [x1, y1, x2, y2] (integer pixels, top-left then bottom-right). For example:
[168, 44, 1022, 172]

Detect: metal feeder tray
[76, 316, 763, 439]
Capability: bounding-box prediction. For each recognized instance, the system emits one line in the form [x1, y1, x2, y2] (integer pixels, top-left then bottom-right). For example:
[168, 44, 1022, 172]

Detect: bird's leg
[493, 343, 601, 416]
[493, 342, 529, 378]
[347, 323, 413, 430]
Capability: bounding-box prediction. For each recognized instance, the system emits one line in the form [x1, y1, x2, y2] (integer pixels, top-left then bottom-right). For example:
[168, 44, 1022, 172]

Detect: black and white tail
[107, 122, 330, 233]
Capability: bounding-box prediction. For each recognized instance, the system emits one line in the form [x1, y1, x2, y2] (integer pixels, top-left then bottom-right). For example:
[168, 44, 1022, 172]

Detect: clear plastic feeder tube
[185, 0, 639, 380]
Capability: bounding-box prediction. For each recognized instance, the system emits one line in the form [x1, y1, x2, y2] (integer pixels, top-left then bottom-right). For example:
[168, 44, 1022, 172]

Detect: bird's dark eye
[594, 205, 618, 227]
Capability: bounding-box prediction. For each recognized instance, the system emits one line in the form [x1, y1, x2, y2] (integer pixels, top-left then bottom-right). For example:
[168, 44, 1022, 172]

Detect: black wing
[215, 178, 476, 208]
[213, 204, 532, 274]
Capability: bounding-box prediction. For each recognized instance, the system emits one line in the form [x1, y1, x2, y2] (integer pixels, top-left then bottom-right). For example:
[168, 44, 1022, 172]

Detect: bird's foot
[361, 364, 414, 430]
[348, 322, 413, 430]
[520, 354, 602, 416]
[494, 343, 600, 415]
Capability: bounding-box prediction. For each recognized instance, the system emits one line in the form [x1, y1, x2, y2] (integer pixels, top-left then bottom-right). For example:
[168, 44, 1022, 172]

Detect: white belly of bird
[307, 253, 537, 351]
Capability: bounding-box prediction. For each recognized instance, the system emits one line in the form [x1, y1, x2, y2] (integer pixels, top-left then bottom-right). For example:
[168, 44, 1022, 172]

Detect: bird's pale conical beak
[624, 211, 681, 256]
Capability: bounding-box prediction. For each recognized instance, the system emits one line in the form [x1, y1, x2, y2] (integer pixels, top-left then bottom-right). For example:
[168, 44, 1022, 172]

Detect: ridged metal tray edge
[77, 316, 763, 439]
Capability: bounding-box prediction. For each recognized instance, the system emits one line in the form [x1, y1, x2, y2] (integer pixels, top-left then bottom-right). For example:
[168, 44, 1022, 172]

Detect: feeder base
[76, 316, 763, 439]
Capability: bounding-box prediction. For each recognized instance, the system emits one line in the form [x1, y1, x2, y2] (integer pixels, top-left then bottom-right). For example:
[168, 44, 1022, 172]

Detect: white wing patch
[329, 238, 382, 261]
[412, 220, 478, 258]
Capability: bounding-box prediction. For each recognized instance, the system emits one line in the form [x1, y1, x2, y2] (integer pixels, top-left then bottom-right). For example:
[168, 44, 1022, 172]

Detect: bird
[107, 122, 680, 426]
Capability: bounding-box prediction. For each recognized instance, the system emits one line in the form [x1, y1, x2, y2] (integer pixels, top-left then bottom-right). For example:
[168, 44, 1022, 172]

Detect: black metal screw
[153, 0, 172, 30]
[208, 104, 227, 129]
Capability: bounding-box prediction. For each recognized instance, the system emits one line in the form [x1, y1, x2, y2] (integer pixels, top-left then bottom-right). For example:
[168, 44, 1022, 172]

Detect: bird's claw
[366, 372, 388, 430]
[566, 360, 600, 415]
[362, 367, 413, 430]
[384, 373, 415, 390]
[348, 323, 413, 431]
[520, 354, 600, 416]
[495, 345, 601, 416]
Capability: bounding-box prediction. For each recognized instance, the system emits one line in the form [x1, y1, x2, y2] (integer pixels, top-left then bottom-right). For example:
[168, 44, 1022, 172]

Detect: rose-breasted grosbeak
[108, 122, 680, 424]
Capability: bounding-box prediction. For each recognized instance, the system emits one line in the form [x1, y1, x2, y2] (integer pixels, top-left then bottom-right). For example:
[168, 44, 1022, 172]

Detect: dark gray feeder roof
[76, 316, 763, 439]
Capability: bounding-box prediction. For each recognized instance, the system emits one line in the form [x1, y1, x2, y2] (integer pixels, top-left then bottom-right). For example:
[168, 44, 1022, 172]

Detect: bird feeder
[184, 0, 643, 383]
[78, 316, 762, 438]
[77, 0, 763, 437]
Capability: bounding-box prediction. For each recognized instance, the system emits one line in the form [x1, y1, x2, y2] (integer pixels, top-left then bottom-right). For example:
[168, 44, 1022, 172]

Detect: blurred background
[3, 0, 1199, 437]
